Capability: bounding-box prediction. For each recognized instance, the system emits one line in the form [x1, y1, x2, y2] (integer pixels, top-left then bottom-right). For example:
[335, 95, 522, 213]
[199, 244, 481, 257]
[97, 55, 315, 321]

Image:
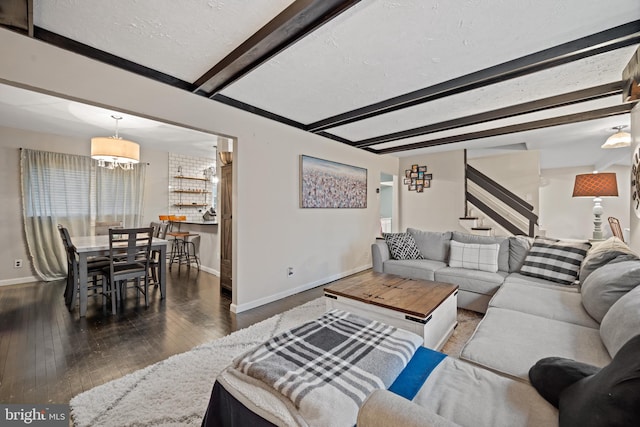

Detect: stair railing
[465, 164, 538, 236]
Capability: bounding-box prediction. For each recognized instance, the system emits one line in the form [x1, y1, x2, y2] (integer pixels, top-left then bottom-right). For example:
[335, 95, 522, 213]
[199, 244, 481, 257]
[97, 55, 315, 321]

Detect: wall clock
[632, 145, 640, 218]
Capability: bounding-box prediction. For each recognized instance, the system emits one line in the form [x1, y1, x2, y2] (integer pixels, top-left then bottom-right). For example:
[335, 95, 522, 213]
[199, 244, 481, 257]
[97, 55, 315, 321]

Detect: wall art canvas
[300, 155, 367, 208]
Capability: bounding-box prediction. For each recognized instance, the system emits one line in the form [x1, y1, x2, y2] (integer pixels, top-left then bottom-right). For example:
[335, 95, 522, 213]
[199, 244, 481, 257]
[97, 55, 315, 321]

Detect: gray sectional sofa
[362, 232, 640, 426]
[372, 228, 546, 313]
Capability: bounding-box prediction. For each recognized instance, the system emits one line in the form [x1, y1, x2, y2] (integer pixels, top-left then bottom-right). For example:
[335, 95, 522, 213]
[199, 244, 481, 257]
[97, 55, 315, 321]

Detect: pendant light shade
[601, 126, 631, 149]
[91, 116, 140, 169]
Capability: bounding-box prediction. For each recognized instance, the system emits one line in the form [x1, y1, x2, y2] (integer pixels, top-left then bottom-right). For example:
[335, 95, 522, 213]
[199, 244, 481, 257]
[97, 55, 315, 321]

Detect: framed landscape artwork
[300, 155, 367, 208]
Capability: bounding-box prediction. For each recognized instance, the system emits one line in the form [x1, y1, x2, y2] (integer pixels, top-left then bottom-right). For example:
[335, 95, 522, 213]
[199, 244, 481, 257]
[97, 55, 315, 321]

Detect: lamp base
[592, 197, 604, 241]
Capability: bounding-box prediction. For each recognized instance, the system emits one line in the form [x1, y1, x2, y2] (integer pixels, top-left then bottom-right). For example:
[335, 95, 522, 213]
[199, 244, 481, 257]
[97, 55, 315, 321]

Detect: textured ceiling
[2, 0, 639, 170]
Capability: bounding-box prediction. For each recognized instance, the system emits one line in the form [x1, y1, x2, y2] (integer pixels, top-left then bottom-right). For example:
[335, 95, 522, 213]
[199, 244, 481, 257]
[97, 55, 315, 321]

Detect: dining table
[72, 235, 169, 317]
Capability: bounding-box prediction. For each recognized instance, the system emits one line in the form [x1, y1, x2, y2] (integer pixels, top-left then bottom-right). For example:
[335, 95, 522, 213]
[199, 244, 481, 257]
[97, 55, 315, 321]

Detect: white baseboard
[0, 275, 41, 287]
[230, 264, 372, 314]
[200, 265, 219, 276]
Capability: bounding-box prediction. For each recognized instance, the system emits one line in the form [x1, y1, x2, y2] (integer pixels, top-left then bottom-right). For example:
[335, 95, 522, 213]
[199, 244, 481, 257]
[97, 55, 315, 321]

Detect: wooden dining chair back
[103, 227, 154, 314]
[608, 216, 624, 242]
[57, 224, 109, 311]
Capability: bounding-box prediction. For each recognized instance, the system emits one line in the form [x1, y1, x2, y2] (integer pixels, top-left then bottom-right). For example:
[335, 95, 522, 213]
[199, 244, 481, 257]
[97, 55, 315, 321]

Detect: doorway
[380, 172, 395, 234]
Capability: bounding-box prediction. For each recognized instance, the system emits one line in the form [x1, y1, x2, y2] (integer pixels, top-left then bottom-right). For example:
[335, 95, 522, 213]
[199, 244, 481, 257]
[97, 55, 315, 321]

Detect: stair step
[471, 227, 492, 231]
[459, 217, 479, 220]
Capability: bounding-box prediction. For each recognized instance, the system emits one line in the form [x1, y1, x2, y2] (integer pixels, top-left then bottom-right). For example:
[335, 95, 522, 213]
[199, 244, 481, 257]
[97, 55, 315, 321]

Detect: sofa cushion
[412, 357, 558, 427]
[509, 235, 532, 272]
[434, 267, 506, 296]
[519, 236, 590, 285]
[558, 334, 640, 427]
[503, 272, 579, 292]
[383, 259, 447, 281]
[448, 240, 500, 273]
[600, 285, 640, 358]
[407, 229, 452, 262]
[579, 236, 639, 282]
[451, 231, 509, 272]
[581, 260, 640, 323]
[489, 282, 599, 328]
[460, 308, 611, 382]
[383, 232, 423, 260]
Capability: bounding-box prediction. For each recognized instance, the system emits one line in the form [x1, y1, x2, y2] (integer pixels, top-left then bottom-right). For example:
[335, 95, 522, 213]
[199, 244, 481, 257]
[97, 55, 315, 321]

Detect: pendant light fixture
[601, 125, 631, 149]
[91, 115, 140, 170]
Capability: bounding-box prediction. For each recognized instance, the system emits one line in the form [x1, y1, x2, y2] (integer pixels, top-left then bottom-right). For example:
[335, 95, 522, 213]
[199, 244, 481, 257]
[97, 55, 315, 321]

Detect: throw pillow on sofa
[600, 284, 640, 358]
[581, 260, 640, 323]
[406, 228, 451, 262]
[451, 231, 509, 272]
[519, 236, 590, 285]
[383, 233, 423, 260]
[448, 240, 500, 273]
[579, 236, 639, 282]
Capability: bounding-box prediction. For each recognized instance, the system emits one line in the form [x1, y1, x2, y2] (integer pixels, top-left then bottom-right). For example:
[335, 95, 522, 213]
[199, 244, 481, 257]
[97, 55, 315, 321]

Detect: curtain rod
[19, 148, 150, 165]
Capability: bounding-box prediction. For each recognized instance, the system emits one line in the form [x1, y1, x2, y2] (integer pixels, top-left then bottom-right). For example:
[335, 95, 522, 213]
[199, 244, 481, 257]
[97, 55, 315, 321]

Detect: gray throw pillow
[579, 237, 639, 282]
[406, 228, 452, 262]
[383, 232, 423, 260]
[581, 260, 640, 323]
[451, 231, 509, 272]
[600, 285, 640, 358]
[509, 235, 532, 272]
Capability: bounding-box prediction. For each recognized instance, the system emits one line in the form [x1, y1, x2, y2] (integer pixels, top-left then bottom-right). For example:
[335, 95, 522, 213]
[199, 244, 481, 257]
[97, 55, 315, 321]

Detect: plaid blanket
[233, 309, 422, 426]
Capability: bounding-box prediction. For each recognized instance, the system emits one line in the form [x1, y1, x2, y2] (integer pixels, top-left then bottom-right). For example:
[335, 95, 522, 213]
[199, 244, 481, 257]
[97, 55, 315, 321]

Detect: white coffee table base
[325, 291, 457, 350]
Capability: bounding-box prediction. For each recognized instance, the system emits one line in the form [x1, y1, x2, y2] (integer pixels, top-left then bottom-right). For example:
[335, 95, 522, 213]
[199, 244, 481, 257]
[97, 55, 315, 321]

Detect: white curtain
[96, 163, 147, 227]
[20, 149, 147, 281]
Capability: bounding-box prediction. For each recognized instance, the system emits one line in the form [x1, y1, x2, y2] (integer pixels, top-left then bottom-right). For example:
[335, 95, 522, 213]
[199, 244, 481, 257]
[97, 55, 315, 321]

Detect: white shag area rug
[70, 298, 481, 426]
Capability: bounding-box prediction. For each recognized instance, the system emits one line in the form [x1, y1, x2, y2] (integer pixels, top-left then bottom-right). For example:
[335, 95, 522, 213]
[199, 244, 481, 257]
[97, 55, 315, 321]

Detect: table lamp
[572, 172, 618, 240]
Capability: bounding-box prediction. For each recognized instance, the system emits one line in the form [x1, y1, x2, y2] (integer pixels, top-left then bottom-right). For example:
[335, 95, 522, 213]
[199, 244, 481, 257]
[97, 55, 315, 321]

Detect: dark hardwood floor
[0, 267, 325, 404]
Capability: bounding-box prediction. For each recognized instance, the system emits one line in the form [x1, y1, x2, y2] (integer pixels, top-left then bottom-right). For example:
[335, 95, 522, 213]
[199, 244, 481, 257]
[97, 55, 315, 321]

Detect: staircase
[461, 161, 539, 237]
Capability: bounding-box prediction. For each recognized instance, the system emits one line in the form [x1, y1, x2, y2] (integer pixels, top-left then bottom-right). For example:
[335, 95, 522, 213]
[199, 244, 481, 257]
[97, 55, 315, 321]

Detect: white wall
[629, 104, 640, 252]
[399, 150, 466, 232]
[540, 165, 631, 240]
[0, 125, 173, 284]
[0, 28, 398, 310]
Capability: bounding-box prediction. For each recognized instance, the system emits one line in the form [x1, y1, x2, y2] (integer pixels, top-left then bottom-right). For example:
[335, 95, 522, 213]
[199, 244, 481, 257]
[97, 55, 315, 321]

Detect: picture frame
[424, 180, 431, 188]
[418, 166, 427, 172]
[300, 155, 367, 208]
[416, 184, 424, 193]
[416, 179, 424, 185]
[411, 164, 418, 173]
[403, 178, 411, 184]
[405, 170, 411, 178]
[408, 184, 416, 191]
[410, 172, 418, 178]
[424, 173, 433, 180]
[418, 171, 424, 179]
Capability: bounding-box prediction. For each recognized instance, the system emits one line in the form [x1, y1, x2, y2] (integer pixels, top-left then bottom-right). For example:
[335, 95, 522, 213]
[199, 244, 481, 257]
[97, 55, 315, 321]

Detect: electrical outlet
[14, 259, 23, 268]
[287, 267, 294, 277]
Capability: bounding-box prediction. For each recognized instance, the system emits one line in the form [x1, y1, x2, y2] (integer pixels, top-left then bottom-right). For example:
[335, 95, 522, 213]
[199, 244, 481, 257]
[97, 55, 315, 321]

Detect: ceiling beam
[212, 94, 306, 129]
[374, 103, 637, 155]
[307, 21, 640, 133]
[354, 81, 627, 147]
[194, 0, 361, 96]
[33, 27, 195, 91]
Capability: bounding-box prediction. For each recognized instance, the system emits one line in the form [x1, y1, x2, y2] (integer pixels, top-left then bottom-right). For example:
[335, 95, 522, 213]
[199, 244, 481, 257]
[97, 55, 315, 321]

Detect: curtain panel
[20, 149, 146, 281]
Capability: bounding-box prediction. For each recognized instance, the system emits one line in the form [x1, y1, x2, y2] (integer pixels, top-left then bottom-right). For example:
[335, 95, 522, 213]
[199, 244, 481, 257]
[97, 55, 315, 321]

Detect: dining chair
[608, 216, 625, 242]
[102, 227, 154, 314]
[149, 221, 170, 287]
[57, 224, 110, 311]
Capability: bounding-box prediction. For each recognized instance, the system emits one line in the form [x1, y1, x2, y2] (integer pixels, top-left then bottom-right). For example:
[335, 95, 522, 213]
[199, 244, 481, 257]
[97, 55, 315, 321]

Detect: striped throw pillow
[520, 236, 591, 285]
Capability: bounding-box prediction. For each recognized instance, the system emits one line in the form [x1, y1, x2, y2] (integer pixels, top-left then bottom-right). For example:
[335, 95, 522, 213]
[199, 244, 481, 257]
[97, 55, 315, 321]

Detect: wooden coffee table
[324, 272, 458, 350]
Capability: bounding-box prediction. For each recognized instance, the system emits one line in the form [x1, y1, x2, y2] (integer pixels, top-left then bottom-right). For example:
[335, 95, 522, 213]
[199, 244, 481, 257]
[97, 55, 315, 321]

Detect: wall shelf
[173, 190, 207, 194]
[174, 176, 208, 181]
[173, 203, 208, 207]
